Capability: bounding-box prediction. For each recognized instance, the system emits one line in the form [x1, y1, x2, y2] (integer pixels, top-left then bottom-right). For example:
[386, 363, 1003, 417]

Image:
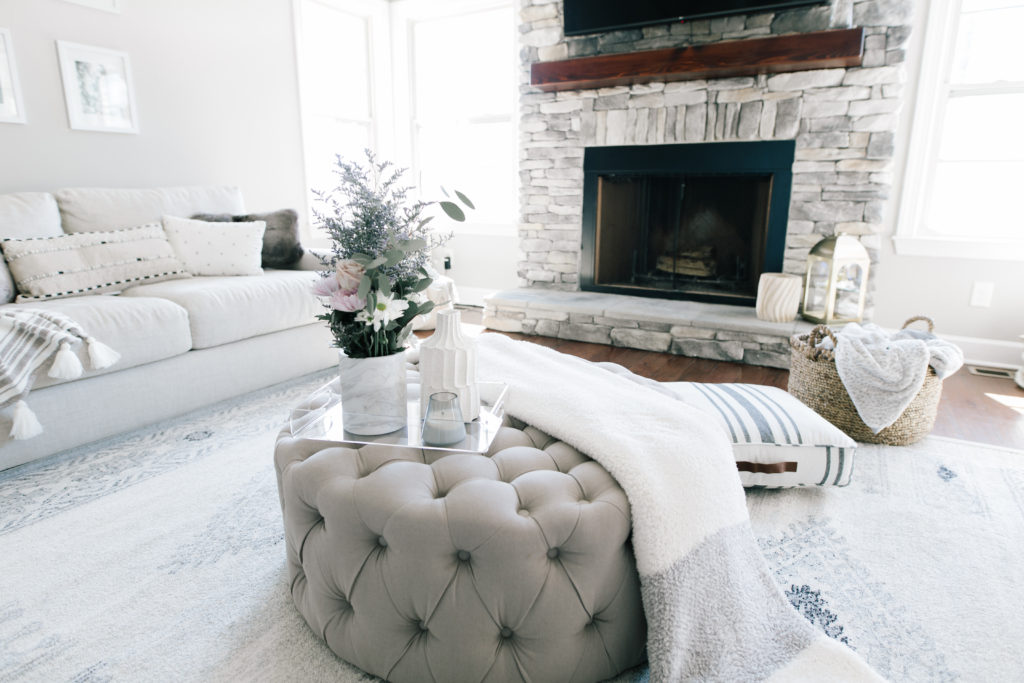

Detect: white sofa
[0, 186, 337, 472]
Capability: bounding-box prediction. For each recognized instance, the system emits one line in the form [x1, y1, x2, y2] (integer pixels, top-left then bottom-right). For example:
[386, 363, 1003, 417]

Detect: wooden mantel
[531, 27, 864, 92]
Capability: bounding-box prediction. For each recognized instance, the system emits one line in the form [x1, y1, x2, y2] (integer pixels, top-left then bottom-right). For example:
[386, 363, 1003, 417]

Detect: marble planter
[419, 309, 479, 420]
[338, 350, 407, 435]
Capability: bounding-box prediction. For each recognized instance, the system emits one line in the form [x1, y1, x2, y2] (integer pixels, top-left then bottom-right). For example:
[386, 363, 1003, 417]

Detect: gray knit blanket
[832, 323, 963, 433]
[0, 308, 119, 439]
[477, 334, 881, 681]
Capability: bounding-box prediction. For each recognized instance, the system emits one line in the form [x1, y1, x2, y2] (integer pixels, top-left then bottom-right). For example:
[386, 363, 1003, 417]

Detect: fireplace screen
[594, 174, 771, 300]
[581, 141, 794, 306]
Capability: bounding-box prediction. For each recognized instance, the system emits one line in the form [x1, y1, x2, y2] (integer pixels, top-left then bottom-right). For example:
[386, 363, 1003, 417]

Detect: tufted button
[377, 536, 388, 548]
[518, 508, 530, 517]
[500, 627, 513, 639]
[547, 547, 560, 559]
[418, 620, 428, 632]
[457, 550, 471, 562]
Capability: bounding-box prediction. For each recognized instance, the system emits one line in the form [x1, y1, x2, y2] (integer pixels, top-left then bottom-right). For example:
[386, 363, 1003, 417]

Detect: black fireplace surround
[580, 140, 795, 306]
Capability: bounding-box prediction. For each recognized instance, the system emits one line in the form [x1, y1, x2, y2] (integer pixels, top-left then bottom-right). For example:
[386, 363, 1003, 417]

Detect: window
[294, 0, 390, 223]
[402, 3, 518, 230]
[296, 0, 519, 302]
[896, 0, 1024, 259]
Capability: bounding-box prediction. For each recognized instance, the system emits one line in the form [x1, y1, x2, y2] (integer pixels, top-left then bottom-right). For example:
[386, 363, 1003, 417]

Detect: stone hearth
[483, 0, 912, 367]
[484, 290, 814, 368]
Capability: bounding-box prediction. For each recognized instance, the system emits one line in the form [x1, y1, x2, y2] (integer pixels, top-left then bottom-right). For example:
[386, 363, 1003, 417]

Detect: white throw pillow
[1, 223, 190, 302]
[161, 215, 265, 276]
[663, 382, 857, 488]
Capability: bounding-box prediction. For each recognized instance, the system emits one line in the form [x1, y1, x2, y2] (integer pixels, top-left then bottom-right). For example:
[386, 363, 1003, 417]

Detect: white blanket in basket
[832, 323, 963, 433]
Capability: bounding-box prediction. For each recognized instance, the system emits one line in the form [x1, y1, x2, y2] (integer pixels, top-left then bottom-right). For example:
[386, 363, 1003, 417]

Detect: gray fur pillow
[192, 209, 304, 268]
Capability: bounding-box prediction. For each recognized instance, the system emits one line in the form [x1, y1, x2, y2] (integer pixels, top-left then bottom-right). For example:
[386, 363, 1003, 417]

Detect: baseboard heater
[966, 365, 1017, 379]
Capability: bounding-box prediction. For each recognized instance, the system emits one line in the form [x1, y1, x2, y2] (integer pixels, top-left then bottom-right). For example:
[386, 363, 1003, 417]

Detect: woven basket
[788, 316, 942, 446]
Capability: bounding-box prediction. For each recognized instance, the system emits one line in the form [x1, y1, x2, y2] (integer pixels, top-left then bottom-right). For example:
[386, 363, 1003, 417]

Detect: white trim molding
[942, 332, 1024, 370]
[892, 235, 1024, 261]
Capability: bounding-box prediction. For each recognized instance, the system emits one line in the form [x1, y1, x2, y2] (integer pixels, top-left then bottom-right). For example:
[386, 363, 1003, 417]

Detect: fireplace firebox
[580, 141, 795, 306]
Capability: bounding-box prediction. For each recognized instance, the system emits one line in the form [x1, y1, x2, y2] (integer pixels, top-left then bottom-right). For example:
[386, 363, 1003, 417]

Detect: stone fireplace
[582, 140, 795, 306]
[483, 0, 913, 367]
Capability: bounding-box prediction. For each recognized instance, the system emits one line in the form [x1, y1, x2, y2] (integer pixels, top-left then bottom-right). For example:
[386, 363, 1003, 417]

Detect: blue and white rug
[0, 370, 1022, 682]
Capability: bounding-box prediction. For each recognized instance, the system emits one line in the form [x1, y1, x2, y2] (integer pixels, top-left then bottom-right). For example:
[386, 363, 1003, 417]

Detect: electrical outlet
[970, 281, 994, 308]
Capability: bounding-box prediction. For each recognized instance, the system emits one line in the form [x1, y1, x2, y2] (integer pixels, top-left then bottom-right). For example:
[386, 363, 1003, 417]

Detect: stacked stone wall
[517, 0, 914, 317]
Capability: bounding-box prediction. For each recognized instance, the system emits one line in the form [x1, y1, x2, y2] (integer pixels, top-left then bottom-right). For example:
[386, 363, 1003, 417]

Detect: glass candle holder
[421, 391, 466, 446]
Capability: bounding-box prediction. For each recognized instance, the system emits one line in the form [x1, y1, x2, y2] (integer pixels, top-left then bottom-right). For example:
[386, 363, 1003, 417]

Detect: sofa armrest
[295, 248, 331, 271]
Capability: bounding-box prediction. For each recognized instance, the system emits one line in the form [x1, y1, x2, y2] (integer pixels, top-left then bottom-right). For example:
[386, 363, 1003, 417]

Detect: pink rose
[334, 259, 365, 292]
[330, 289, 365, 313]
[312, 275, 340, 297]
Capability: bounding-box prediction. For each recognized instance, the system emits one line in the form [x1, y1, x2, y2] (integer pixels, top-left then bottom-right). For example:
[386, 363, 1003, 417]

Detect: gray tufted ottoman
[274, 411, 646, 683]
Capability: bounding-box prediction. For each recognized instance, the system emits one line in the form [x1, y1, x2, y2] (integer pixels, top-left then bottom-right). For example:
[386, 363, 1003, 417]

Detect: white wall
[877, 0, 1024, 366]
[0, 0, 310, 236]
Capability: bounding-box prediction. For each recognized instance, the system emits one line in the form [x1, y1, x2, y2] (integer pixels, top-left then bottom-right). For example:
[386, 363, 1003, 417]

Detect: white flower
[357, 293, 410, 332]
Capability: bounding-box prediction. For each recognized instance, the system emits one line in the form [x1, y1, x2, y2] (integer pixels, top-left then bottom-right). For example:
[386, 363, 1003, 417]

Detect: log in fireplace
[580, 140, 795, 306]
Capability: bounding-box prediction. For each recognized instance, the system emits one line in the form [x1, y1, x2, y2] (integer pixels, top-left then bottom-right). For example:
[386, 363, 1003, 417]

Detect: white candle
[421, 417, 466, 446]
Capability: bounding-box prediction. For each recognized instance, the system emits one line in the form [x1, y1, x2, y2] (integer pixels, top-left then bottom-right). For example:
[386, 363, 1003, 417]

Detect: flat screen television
[564, 0, 829, 36]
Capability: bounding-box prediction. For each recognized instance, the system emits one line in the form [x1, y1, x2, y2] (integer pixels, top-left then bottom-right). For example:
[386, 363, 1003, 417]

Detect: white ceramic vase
[755, 272, 802, 323]
[338, 350, 407, 435]
[419, 309, 479, 421]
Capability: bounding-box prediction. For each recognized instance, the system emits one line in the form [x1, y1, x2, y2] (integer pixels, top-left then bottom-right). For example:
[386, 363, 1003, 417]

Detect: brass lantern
[801, 234, 870, 324]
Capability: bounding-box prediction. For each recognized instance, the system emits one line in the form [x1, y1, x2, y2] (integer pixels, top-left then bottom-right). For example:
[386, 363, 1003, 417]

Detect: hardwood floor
[456, 310, 1024, 449]
[930, 370, 1024, 447]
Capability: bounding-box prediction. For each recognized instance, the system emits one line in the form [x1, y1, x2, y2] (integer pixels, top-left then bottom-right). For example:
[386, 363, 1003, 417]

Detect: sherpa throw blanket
[477, 334, 880, 682]
[831, 322, 963, 433]
[0, 308, 120, 439]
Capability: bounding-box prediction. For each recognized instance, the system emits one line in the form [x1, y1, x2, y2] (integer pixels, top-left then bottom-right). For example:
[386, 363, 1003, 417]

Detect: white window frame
[293, 0, 394, 245]
[389, 0, 519, 237]
[895, 0, 1024, 261]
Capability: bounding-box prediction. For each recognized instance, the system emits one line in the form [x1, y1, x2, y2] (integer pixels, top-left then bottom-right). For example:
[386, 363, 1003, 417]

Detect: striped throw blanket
[0, 308, 120, 440]
[477, 334, 880, 681]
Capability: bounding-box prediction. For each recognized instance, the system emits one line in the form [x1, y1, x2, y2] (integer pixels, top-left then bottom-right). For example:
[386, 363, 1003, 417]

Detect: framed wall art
[57, 40, 138, 133]
[0, 28, 26, 124]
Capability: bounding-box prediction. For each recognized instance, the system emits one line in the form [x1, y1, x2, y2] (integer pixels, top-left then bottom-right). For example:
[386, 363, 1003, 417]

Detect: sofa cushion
[120, 270, 321, 349]
[5, 295, 193, 390]
[2, 224, 191, 302]
[0, 192, 63, 238]
[56, 186, 245, 233]
[0, 193, 64, 304]
[161, 215, 265, 276]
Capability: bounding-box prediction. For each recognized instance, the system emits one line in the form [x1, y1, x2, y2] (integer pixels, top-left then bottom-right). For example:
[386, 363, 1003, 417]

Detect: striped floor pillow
[663, 382, 857, 488]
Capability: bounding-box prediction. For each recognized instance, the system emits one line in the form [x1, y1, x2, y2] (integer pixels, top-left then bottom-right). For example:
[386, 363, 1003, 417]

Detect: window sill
[892, 236, 1024, 261]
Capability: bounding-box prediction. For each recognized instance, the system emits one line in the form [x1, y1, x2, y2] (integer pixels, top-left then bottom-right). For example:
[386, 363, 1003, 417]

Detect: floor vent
[966, 365, 1017, 379]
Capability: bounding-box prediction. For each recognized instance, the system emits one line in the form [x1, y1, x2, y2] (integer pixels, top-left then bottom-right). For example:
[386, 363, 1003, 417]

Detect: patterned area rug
[1, 370, 1022, 682]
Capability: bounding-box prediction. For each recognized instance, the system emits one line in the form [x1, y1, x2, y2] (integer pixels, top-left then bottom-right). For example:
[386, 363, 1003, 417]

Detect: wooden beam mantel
[531, 27, 864, 92]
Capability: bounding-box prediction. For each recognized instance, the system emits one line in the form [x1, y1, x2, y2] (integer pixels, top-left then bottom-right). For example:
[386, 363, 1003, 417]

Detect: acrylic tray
[289, 379, 509, 454]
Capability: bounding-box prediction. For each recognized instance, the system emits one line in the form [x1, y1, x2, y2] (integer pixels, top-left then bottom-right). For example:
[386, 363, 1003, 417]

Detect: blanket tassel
[86, 337, 121, 369]
[10, 400, 43, 440]
[48, 342, 84, 380]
